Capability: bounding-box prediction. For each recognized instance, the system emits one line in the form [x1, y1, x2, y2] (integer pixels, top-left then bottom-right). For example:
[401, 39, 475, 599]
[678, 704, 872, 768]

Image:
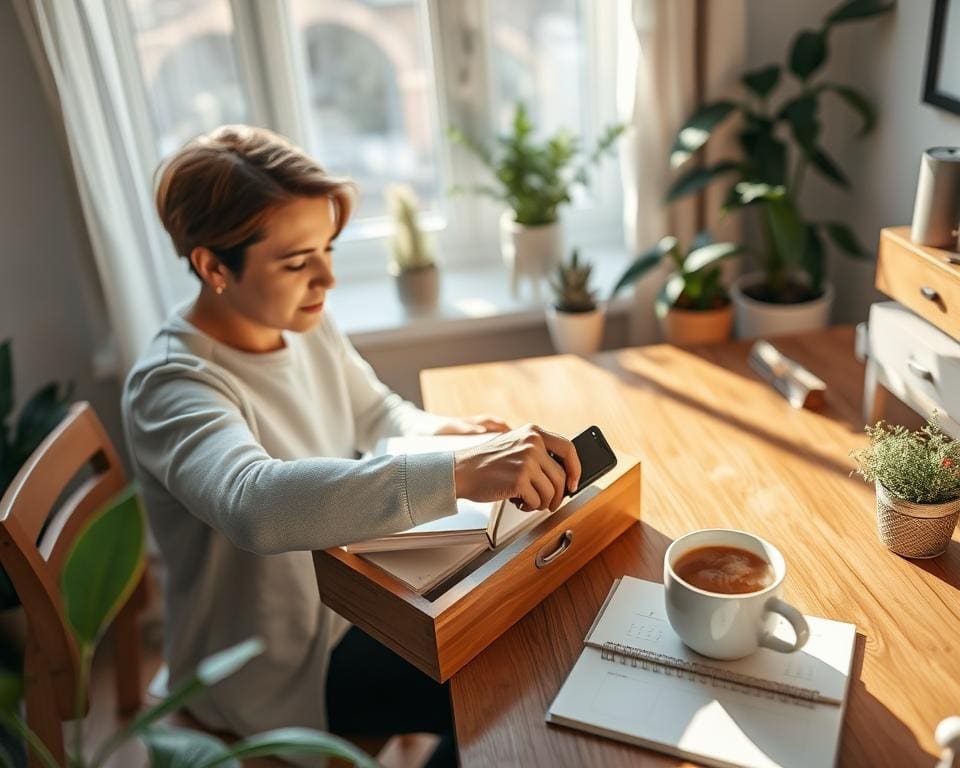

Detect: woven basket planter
[875, 482, 960, 558]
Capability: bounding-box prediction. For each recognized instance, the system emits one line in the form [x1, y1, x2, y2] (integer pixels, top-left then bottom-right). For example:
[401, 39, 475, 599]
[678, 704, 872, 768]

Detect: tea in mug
[673, 545, 775, 595]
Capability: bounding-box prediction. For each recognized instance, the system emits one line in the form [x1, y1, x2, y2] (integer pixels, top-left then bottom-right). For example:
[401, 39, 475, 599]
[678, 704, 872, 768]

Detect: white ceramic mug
[663, 529, 810, 660]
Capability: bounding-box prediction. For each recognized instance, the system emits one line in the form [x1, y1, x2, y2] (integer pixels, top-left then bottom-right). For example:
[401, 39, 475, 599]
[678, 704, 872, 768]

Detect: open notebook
[547, 576, 857, 768]
[344, 434, 551, 553]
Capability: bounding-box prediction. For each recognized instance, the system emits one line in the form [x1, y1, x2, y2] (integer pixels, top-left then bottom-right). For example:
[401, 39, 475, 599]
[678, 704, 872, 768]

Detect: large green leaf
[60, 485, 145, 648]
[762, 191, 806, 274]
[205, 728, 377, 768]
[779, 95, 821, 152]
[141, 726, 237, 768]
[0, 669, 22, 713]
[826, 0, 896, 25]
[823, 221, 870, 257]
[803, 224, 827, 294]
[789, 29, 828, 81]
[610, 250, 663, 299]
[666, 161, 741, 202]
[669, 101, 738, 167]
[0, 341, 11, 422]
[819, 83, 876, 136]
[741, 66, 781, 100]
[809, 147, 851, 188]
[683, 243, 744, 274]
[739, 125, 787, 185]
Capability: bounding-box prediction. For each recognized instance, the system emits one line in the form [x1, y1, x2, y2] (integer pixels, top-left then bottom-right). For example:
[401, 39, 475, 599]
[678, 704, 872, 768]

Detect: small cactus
[552, 249, 597, 313]
[385, 184, 434, 273]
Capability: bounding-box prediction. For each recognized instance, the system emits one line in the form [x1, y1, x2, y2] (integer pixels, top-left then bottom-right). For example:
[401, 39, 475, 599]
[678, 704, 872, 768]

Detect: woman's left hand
[434, 414, 511, 435]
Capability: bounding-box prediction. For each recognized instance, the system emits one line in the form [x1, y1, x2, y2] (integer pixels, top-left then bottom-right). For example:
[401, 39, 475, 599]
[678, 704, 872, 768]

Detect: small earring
[215, 284, 225, 295]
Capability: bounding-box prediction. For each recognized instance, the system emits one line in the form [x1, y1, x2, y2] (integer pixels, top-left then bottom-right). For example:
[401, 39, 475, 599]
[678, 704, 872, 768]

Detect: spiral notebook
[546, 576, 857, 768]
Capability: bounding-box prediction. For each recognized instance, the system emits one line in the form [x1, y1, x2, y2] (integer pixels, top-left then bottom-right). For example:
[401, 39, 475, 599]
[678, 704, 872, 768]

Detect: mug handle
[758, 597, 810, 653]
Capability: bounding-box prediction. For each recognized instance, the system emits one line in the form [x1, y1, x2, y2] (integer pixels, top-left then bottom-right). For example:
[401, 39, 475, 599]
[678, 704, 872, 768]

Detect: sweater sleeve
[124, 360, 456, 555]
[326, 319, 449, 452]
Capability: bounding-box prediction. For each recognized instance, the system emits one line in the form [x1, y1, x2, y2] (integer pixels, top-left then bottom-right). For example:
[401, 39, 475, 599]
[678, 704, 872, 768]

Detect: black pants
[325, 627, 457, 767]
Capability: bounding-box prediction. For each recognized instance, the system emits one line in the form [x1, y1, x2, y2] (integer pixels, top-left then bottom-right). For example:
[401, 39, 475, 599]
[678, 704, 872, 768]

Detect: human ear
[190, 246, 228, 293]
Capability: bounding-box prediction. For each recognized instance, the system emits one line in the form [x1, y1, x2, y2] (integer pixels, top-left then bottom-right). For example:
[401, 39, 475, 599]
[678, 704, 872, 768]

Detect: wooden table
[420, 326, 958, 768]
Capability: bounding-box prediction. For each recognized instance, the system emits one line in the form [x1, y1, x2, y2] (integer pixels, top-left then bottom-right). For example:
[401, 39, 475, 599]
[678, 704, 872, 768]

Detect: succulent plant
[551, 249, 598, 313]
[385, 184, 434, 273]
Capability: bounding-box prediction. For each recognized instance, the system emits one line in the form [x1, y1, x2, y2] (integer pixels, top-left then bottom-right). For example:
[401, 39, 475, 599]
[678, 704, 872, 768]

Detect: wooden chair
[0, 402, 147, 767]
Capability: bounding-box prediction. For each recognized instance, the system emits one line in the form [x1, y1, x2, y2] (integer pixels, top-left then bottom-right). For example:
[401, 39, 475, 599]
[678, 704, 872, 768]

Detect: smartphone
[566, 425, 618, 496]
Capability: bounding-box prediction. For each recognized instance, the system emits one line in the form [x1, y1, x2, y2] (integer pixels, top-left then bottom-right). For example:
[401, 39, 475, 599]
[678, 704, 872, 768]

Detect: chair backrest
[0, 402, 126, 718]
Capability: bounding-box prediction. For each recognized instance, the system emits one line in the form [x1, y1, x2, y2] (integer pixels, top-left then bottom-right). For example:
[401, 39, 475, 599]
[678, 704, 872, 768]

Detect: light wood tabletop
[419, 326, 956, 768]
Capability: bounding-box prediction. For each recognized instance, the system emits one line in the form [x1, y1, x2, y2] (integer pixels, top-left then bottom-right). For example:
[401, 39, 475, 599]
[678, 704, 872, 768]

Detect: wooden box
[312, 457, 641, 682]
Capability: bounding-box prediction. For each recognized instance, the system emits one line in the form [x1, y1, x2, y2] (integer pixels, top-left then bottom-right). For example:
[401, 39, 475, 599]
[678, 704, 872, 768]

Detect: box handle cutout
[536, 530, 574, 569]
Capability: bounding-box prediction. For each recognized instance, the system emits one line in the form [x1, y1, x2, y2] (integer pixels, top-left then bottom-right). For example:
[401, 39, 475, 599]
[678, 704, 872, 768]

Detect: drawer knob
[535, 529, 574, 568]
[907, 358, 934, 382]
[920, 286, 941, 301]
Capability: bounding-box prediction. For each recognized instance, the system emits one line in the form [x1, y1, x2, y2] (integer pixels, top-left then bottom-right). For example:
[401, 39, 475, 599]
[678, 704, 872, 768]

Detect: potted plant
[851, 417, 960, 559]
[665, 0, 894, 338]
[449, 104, 624, 300]
[385, 184, 439, 312]
[546, 249, 604, 355]
[611, 233, 743, 345]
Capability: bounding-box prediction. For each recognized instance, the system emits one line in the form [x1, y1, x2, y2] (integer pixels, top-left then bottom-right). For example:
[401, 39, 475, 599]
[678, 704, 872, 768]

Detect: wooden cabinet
[876, 226, 960, 341]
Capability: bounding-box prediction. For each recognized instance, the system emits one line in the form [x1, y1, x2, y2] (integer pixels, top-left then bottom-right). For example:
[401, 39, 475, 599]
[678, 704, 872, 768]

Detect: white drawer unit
[864, 301, 960, 438]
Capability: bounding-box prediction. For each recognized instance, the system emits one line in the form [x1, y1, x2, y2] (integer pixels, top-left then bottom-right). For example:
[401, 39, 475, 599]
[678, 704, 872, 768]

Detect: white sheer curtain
[618, 0, 745, 343]
[13, 0, 188, 372]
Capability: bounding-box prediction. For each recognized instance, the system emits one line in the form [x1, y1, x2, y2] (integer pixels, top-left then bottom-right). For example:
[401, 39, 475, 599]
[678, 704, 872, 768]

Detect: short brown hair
[155, 125, 356, 279]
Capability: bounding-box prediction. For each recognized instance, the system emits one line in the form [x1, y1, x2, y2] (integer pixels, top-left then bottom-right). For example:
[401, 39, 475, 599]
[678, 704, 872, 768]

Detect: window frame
[110, 0, 624, 284]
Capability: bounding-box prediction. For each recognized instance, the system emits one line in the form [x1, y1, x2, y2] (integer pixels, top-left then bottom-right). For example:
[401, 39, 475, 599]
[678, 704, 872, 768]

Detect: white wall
[0, 1, 126, 457]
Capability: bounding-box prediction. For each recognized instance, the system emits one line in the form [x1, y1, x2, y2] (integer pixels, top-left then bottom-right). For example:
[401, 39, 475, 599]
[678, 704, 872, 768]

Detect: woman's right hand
[452, 424, 581, 512]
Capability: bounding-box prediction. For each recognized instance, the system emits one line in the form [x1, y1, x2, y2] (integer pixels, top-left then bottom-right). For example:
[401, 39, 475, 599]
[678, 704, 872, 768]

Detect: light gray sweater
[122, 307, 456, 745]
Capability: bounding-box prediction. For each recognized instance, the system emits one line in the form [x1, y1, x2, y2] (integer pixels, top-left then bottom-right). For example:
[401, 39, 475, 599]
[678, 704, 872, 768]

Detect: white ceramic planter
[730, 273, 834, 339]
[392, 264, 439, 311]
[546, 305, 606, 355]
[499, 210, 563, 300]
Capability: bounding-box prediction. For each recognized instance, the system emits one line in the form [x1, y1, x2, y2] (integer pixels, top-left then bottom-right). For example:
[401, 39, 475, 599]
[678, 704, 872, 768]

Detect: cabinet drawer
[868, 302, 960, 435]
[876, 227, 960, 342]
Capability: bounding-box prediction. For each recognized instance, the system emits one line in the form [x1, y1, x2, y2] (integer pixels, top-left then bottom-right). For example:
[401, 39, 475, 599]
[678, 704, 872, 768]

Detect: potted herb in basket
[665, 0, 894, 338]
[851, 417, 960, 559]
[611, 233, 743, 345]
[546, 249, 604, 355]
[385, 184, 439, 312]
[449, 104, 624, 299]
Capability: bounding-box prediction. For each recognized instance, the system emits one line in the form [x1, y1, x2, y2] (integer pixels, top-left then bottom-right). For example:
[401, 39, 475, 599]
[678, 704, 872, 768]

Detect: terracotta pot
[660, 304, 734, 345]
[546, 305, 606, 355]
[393, 264, 439, 311]
[730, 273, 834, 339]
[499, 210, 563, 300]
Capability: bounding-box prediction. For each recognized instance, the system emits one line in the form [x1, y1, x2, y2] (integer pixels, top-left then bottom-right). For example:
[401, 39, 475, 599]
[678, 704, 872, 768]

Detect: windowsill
[329, 243, 636, 349]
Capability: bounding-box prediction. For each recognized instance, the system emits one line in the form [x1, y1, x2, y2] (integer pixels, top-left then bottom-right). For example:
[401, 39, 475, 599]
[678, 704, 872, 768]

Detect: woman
[122, 125, 580, 766]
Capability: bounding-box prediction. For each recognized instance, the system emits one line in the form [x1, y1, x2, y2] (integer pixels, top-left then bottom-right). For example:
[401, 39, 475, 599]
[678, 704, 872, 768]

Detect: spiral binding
[600, 642, 821, 706]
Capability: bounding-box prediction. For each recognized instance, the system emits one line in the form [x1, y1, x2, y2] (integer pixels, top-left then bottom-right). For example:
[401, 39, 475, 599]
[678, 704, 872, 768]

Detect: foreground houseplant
[546, 249, 604, 355]
[666, 0, 894, 337]
[611, 233, 743, 345]
[851, 417, 960, 559]
[0, 486, 374, 768]
[385, 184, 439, 312]
[449, 104, 623, 299]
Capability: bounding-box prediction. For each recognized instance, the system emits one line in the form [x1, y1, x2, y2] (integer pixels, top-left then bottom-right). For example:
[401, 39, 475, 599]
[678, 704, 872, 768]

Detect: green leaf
[803, 223, 826, 294]
[0, 669, 21, 714]
[819, 83, 876, 136]
[738, 125, 787, 185]
[141, 726, 236, 768]
[823, 221, 870, 257]
[741, 66, 781, 99]
[735, 182, 785, 205]
[809, 146, 851, 188]
[669, 101, 738, 167]
[789, 29, 828, 81]
[763, 192, 806, 272]
[826, 0, 895, 25]
[610, 249, 662, 299]
[205, 728, 378, 768]
[0, 341, 11, 422]
[666, 161, 741, 202]
[683, 242, 744, 274]
[60, 485, 145, 648]
[779, 95, 821, 152]
[659, 275, 686, 313]
[196, 638, 265, 686]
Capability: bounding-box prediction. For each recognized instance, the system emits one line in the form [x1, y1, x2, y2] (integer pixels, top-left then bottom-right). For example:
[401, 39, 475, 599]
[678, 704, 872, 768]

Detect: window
[114, 0, 622, 280]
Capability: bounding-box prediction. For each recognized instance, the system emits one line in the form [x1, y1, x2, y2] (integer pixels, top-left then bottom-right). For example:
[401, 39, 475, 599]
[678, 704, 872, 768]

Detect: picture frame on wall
[924, 0, 960, 114]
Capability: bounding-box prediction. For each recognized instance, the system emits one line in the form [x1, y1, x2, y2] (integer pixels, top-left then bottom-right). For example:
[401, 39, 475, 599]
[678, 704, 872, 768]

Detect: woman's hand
[453, 424, 581, 512]
[434, 414, 511, 435]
